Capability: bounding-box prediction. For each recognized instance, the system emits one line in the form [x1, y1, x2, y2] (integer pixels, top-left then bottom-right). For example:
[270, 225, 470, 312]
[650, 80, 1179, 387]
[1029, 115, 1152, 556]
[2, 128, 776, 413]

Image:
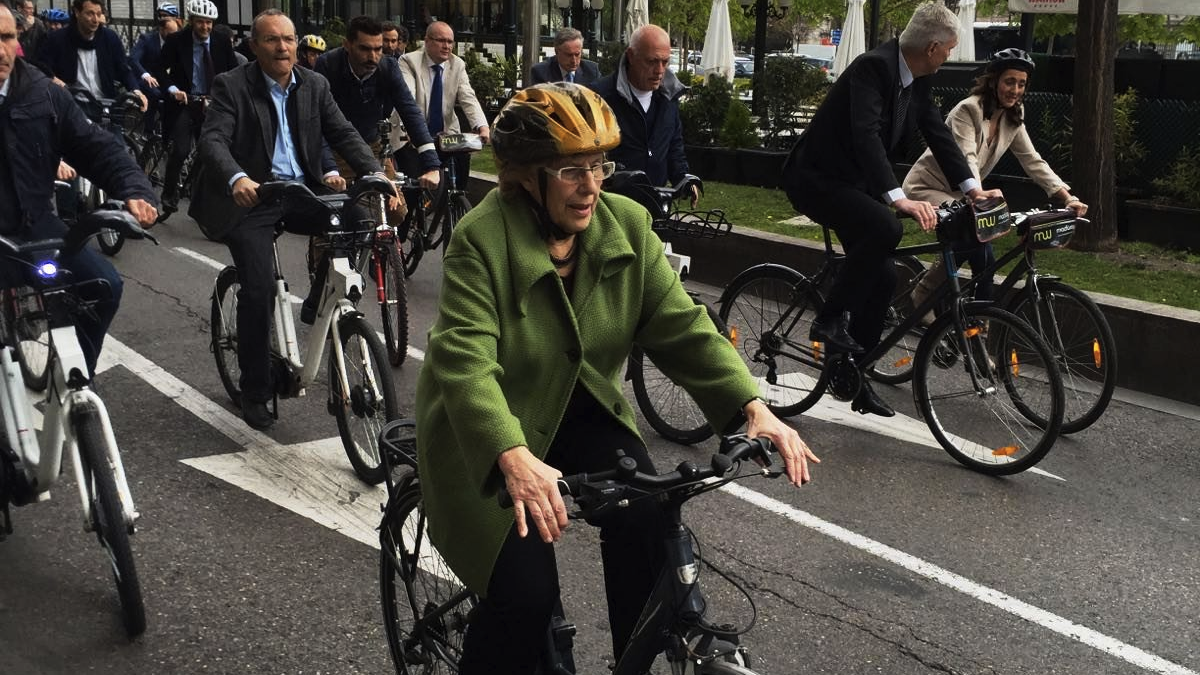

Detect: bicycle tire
[1005, 280, 1116, 434]
[913, 304, 1064, 475]
[72, 402, 146, 637]
[718, 265, 830, 417]
[631, 300, 724, 445]
[378, 242, 410, 367]
[97, 228, 125, 256]
[867, 255, 926, 385]
[380, 481, 476, 674]
[401, 213, 425, 278]
[330, 315, 397, 485]
[2, 289, 51, 391]
[210, 266, 243, 407]
[439, 194, 470, 256]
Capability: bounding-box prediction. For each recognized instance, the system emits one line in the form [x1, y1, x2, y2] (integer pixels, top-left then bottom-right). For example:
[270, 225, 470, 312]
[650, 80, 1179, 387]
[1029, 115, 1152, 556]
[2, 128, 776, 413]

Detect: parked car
[797, 55, 837, 82]
[734, 57, 754, 77]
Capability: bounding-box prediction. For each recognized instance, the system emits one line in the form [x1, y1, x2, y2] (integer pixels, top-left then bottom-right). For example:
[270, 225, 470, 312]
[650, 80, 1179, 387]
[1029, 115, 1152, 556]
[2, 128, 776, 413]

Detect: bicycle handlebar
[0, 207, 155, 261]
[497, 434, 777, 513]
[256, 174, 395, 206]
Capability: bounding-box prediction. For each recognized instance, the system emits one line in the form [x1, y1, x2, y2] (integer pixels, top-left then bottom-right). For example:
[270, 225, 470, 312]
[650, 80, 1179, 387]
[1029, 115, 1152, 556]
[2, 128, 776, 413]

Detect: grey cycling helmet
[988, 48, 1035, 74]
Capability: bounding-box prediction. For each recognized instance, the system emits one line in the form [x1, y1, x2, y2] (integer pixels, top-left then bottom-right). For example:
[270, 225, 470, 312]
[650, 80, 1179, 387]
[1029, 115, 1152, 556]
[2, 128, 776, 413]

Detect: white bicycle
[210, 176, 399, 485]
[0, 208, 156, 638]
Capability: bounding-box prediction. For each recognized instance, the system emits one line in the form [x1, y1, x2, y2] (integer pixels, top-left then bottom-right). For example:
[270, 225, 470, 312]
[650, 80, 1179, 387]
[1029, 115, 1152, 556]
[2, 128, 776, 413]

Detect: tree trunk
[1070, 0, 1119, 252]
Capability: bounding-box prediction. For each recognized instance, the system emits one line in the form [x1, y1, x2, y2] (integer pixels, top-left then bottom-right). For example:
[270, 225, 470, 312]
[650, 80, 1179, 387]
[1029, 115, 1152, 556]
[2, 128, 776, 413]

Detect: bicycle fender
[716, 263, 806, 306]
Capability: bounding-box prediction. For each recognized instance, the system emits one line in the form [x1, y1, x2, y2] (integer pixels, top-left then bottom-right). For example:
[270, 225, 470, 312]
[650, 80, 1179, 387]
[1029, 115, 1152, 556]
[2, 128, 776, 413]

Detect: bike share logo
[1032, 218, 1076, 247]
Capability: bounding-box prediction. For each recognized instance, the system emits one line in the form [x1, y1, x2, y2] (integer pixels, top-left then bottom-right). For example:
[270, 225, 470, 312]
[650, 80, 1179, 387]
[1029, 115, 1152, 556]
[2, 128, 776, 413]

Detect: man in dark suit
[35, 0, 146, 110]
[128, 4, 181, 134]
[782, 1, 1002, 417]
[192, 8, 387, 430]
[158, 0, 238, 217]
[530, 27, 601, 85]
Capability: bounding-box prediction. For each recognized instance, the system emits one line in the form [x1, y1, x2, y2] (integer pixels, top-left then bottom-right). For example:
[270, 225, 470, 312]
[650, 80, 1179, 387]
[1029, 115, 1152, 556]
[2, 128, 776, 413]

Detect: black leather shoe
[851, 381, 895, 417]
[242, 400, 274, 430]
[157, 190, 178, 223]
[299, 298, 317, 326]
[809, 314, 864, 353]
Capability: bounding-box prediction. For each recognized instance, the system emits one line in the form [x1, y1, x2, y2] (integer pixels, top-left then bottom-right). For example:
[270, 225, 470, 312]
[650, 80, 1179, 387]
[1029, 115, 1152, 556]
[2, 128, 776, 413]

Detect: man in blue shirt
[315, 15, 440, 190]
[157, 0, 237, 218]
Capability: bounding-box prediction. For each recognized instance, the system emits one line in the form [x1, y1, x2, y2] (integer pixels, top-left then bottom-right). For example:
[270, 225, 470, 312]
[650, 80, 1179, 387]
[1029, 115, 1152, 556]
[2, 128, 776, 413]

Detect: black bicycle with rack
[397, 133, 481, 277]
[67, 88, 144, 257]
[869, 206, 1117, 434]
[377, 418, 782, 674]
[606, 171, 734, 445]
[719, 198, 1068, 475]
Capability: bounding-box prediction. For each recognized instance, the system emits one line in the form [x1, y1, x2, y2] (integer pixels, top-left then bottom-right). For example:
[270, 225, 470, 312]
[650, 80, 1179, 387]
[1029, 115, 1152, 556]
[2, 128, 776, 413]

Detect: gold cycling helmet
[300, 34, 327, 53]
[492, 82, 620, 165]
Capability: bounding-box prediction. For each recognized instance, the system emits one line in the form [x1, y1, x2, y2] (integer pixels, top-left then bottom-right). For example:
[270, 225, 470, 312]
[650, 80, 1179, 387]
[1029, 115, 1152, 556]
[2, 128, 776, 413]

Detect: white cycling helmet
[186, 0, 218, 20]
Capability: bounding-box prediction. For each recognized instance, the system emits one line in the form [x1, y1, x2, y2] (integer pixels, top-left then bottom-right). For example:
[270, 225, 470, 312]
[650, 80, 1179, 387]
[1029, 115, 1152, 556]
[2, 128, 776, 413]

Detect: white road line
[173, 245, 426, 362]
[721, 482, 1197, 675]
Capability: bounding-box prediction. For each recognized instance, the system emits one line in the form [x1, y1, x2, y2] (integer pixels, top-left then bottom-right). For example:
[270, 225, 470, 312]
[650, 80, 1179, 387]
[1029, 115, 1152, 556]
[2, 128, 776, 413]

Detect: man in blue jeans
[0, 6, 158, 377]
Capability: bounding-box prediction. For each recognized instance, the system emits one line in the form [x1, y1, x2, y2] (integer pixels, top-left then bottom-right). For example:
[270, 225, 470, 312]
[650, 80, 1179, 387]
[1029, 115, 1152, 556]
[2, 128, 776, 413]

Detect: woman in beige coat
[903, 48, 1087, 308]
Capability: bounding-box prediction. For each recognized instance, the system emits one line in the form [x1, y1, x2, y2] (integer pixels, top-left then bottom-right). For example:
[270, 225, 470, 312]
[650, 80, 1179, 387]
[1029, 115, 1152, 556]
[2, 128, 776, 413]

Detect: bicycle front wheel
[72, 402, 146, 637]
[400, 213, 425, 278]
[1006, 280, 1116, 434]
[330, 315, 397, 485]
[631, 300, 724, 445]
[378, 242, 409, 366]
[211, 266, 243, 407]
[380, 481, 476, 674]
[913, 305, 1064, 475]
[2, 289, 51, 391]
[718, 266, 829, 417]
[867, 255, 926, 385]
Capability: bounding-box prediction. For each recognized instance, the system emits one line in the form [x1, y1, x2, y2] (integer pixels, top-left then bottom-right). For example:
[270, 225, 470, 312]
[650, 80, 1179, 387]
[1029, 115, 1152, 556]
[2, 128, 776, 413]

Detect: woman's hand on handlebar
[743, 399, 819, 486]
[232, 176, 261, 208]
[126, 198, 159, 227]
[497, 445, 569, 543]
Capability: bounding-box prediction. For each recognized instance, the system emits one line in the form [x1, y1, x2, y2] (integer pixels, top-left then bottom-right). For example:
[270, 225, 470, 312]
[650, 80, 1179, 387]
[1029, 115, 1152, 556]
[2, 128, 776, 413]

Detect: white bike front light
[36, 261, 58, 279]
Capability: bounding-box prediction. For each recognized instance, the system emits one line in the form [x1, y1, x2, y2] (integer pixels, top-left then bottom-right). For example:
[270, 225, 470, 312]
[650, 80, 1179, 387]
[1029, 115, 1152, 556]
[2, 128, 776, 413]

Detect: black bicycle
[873, 206, 1117, 434]
[377, 419, 781, 674]
[606, 171, 734, 445]
[720, 198, 1067, 475]
[68, 88, 143, 257]
[397, 133, 479, 277]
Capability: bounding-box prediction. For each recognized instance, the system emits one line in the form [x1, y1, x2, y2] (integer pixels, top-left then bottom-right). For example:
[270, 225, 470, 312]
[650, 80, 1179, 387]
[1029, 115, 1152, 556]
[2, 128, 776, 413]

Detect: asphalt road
[2, 210, 1198, 675]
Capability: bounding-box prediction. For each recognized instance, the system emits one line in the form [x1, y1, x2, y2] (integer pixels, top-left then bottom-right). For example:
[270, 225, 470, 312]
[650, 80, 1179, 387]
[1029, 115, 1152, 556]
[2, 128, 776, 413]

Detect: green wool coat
[415, 188, 760, 595]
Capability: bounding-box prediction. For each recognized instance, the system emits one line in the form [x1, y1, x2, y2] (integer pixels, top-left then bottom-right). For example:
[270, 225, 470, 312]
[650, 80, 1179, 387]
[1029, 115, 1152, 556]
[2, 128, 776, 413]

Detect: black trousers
[789, 180, 903, 352]
[163, 103, 201, 196]
[458, 389, 665, 675]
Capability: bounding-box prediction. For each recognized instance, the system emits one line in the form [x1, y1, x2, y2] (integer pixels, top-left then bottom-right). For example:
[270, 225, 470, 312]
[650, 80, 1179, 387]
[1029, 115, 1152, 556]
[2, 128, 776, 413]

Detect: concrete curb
[467, 173, 1200, 407]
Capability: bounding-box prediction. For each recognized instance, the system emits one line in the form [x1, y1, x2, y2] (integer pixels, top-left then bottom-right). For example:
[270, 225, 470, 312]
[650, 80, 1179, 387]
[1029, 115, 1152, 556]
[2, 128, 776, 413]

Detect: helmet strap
[527, 172, 573, 241]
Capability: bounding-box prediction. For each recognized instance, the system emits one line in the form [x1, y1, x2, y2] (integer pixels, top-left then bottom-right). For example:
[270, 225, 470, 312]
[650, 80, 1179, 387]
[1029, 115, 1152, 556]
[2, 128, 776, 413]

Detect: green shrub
[680, 78, 733, 146]
[1152, 146, 1200, 209]
[464, 50, 503, 102]
[758, 57, 830, 149]
[1038, 87, 1146, 185]
[595, 41, 624, 79]
[321, 16, 346, 49]
[719, 99, 760, 149]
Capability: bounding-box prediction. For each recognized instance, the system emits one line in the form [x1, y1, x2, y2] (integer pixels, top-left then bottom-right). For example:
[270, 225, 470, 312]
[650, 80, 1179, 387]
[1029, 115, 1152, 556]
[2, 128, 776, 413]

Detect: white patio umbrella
[951, 0, 977, 61]
[698, 0, 735, 82]
[832, 0, 866, 77]
[624, 0, 648, 42]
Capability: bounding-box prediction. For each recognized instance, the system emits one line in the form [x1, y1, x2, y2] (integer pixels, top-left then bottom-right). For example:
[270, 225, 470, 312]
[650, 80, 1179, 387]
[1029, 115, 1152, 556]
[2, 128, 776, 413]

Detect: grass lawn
[469, 149, 1200, 311]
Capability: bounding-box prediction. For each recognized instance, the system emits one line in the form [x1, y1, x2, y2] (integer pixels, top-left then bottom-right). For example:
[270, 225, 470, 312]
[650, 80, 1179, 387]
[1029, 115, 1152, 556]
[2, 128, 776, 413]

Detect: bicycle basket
[652, 209, 732, 240]
[379, 419, 418, 470]
[1020, 211, 1077, 250]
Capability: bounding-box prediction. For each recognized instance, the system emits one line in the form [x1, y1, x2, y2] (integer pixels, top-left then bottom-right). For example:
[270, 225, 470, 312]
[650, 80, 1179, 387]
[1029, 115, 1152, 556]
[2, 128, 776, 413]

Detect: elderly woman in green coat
[415, 82, 819, 673]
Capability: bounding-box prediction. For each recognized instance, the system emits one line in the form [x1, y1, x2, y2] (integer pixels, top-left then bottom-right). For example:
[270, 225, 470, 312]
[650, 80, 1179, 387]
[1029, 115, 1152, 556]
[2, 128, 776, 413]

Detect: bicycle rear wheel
[210, 266, 243, 407]
[400, 212, 425, 278]
[330, 315, 397, 485]
[377, 242, 409, 366]
[1006, 280, 1116, 434]
[867, 255, 926, 385]
[380, 481, 475, 674]
[2, 289, 51, 391]
[718, 266, 829, 417]
[72, 402, 146, 637]
[913, 305, 1064, 475]
[631, 300, 724, 445]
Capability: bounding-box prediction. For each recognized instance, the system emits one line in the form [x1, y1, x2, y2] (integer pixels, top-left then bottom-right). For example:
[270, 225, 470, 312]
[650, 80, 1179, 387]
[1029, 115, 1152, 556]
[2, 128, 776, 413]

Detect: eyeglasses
[543, 161, 615, 185]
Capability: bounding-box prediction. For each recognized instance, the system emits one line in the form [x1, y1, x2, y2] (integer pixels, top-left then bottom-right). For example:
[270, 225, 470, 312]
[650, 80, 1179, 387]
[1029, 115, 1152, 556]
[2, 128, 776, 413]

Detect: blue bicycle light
[36, 261, 58, 279]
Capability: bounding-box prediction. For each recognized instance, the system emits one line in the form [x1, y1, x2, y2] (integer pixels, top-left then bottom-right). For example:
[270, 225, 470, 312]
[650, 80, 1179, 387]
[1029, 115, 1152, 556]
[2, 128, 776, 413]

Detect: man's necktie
[567, 70, 575, 83]
[429, 64, 444, 136]
[892, 85, 911, 149]
[202, 43, 215, 94]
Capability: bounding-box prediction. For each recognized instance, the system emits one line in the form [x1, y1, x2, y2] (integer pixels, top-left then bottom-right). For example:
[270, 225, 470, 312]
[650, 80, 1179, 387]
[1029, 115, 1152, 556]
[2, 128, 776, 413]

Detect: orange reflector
[729, 326, 738, 348]
[812, 342, 822, 362]
[894, 356, 913, 368]
[964, 326, 982, 339]
[1009, 349, 1020, 377]
[1092, 338, 1102, 368]
[992, 445, 1019, 457]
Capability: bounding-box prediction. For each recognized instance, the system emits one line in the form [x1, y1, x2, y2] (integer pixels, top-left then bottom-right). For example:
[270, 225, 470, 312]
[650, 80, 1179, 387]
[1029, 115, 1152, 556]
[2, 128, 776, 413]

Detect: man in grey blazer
[396, 21, 489, 189]
[192, 8, 389, 430]
[529, 27, 601, 85]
